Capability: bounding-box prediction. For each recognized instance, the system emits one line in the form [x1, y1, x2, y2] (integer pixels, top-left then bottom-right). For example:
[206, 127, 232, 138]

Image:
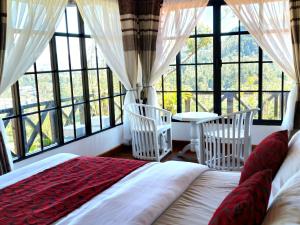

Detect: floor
[106, 141, 198, 163]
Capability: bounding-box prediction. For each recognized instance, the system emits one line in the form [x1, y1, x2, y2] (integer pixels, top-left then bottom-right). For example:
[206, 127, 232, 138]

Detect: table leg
[177, 122, 200, 158]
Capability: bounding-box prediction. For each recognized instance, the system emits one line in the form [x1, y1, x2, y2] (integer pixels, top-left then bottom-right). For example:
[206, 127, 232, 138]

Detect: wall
[172, 122, 281, 145]
[15, 125, 123, 169]
[14, 122, 281, 169]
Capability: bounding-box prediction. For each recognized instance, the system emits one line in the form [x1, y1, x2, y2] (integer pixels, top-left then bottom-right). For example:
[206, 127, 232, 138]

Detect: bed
[1, 130, 299, 225]
[0, 153, 240, 225]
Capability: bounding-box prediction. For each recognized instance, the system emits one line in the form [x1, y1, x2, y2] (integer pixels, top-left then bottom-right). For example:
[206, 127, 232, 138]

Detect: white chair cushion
[263, 170, 300, 225]
[270, 131, 300, 203]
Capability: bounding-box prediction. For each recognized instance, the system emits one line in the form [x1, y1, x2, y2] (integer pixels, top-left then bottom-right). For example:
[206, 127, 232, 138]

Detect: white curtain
[147, 0, 209, 106]
[224, 0, 296, 131]
[76, 0, 137, 143]
[0, 0, 68, 94]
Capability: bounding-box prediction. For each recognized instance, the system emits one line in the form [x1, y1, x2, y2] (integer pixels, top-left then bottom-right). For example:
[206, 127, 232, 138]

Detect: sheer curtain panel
[290, 0, 300, 130]
[147, 0, 209, 106]
[224, 0, 296, 132]
[0, 0, 12, 174]
[76, 0, 138, 143]
[0, 0, 68, 94]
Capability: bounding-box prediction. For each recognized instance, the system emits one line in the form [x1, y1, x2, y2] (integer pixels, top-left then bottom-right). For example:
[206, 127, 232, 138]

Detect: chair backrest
[198, 108, 259, 171]
[125, 103, 165, 126]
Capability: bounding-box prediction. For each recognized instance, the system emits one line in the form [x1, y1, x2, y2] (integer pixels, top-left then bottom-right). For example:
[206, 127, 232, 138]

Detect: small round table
[173, 112, 218, 158]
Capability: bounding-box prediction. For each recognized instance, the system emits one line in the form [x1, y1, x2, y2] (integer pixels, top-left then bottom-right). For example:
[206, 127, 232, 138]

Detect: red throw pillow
[239, 130, 288, 184]
[209, 169, 272, 225]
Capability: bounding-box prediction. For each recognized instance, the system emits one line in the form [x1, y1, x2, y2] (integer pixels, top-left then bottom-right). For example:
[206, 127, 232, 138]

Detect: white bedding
[0, 153, 209, 225]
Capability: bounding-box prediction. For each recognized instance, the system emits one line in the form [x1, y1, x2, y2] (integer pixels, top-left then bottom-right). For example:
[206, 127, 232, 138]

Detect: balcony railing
[0, 96, 122, 153]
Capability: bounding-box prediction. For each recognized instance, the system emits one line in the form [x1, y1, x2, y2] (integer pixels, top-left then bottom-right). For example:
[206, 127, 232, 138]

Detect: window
[157, 2, 293, 125]
[0, 6, 125, 161]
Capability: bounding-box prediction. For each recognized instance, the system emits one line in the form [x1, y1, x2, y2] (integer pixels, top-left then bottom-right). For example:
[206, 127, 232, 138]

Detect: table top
[173, 112, 218, 122]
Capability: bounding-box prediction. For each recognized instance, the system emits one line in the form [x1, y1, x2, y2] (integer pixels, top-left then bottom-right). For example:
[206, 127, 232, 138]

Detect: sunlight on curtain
[76, 0, 137, 143]
[224, 0, 296, 132]
[0, 0, 68, 95]
[148, 0, 209, 106]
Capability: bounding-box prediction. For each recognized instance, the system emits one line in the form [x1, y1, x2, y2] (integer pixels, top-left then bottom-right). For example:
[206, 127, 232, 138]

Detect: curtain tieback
[127, 88, 137, 92]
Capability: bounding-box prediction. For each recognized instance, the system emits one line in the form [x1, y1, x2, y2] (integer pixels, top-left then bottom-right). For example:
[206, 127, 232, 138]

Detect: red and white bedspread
[0, 153, 209, 225]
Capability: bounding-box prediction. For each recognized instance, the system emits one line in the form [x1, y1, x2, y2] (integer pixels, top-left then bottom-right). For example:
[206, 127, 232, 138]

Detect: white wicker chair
[125, 103, 172, 161]
[196, 108, 259, 171]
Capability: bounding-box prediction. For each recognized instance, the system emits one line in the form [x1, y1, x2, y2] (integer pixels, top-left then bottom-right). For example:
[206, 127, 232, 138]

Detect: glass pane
[262, 92, 282, 120]
[56, 36, 69, 70]
[62, 106, 75, 142]
[181, 38, 195, 64]
[198, 93, 214, 112]
[66, 6, 79, 34]
[75, 104, 86, 138]
[23, 114, 41, 154]
[284, 74, 294, 91]
[101, 99, 111, 129]
[197, 6, 213, 34]
[56, 11, 66, 33]
[163, 92, 177, 114]
[221, 92, 239, 114]
[37, 73, 55, 109]
[59, 72, 72, 106]
[240, 63, 258, 91]
[19, 74, 38, 113]
[221, 35, 239, 62]
[163, 67, 176, 91]
[263, 52, 272, 61]
[72, 71, 84, 103]
[240, 35, 259, 62]
[157, 92, 163, 109]
[197, 65, 213, 91]
[85, 38, 97, 69]
[42, 110, 58, 148]
[90, 101, 101, 133]
[0, 88, 14, 118]
[69, 37, 82, 69]
[36, 45, 52, 71]
[263, 63, 282, 91]
[99, 69, 109, 97]
[221, 6, 239, 33]
[154, 77, 162, 92]
[113, 75, 120, 95]
[240, 92, 259, 119]
[97, 48, 107, 68]
[181, 66, 196, 91]
[222, 64, 238, 91]
[88, 70, 99, 100]
[27, 65, 35, 73]
[114, 97, 122, 125]
[197, 37, 213, 63]
[3, 118, 19, 159]
[182, 93, 196, 112]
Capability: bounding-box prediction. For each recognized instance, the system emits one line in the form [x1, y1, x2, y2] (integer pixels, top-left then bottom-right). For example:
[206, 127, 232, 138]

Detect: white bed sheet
[0, 153, 210, 225]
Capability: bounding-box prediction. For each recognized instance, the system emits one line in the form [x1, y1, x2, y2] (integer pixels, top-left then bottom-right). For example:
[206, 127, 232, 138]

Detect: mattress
[154, 170, 240, 225]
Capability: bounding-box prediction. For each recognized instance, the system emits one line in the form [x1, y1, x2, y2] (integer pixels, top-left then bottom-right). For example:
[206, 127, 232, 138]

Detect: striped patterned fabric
[0, 132, 11, 175]
[118, 0, 161, 100]
[290, 0, 300, 128]
[118, 0, 139, 89]
[0, 0, 6, 89]
[137, 0, 161, 102]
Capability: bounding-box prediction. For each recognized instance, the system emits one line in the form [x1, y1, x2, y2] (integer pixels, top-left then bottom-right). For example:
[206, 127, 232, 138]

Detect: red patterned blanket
[0, 156, 147, 225]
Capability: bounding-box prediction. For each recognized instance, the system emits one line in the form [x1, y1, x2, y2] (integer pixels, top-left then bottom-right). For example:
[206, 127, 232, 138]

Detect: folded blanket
[0, 156, 147, 225]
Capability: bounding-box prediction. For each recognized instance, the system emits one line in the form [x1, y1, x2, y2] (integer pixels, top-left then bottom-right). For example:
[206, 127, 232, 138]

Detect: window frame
[157, 0, 289, 126]
[0, 6, 125, 162]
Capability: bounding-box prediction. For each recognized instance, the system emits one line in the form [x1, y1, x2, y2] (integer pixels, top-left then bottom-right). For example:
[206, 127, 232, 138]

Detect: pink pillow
[239, 130, 288, 184]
